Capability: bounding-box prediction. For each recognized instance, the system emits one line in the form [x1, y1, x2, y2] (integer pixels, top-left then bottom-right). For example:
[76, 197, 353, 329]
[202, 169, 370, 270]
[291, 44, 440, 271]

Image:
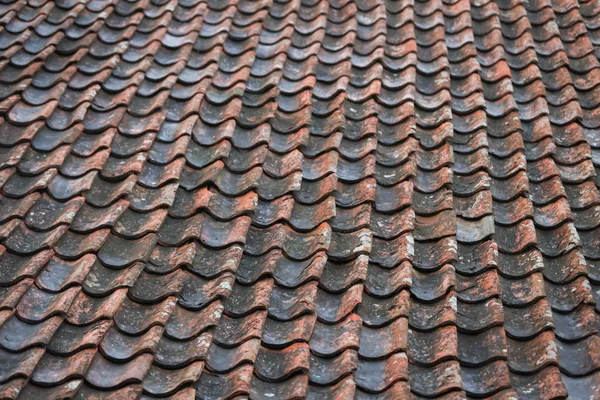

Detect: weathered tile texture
[0, 0, 599, 398]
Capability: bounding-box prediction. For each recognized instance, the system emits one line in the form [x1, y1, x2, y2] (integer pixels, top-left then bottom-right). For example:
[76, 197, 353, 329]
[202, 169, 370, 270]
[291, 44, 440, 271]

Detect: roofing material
[0, 0, 599, 398]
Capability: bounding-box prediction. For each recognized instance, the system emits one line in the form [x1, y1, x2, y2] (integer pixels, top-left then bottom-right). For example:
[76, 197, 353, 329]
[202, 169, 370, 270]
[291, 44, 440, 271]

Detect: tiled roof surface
[0, 0, 599, 398]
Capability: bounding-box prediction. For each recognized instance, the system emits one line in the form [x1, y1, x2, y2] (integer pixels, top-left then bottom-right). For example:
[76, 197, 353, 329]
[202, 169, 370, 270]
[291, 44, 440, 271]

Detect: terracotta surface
[0, 0, 599, 398]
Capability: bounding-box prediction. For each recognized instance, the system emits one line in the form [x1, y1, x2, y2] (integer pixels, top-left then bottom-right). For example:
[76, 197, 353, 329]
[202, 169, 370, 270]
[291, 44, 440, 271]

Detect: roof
[0, 0, 599, 398]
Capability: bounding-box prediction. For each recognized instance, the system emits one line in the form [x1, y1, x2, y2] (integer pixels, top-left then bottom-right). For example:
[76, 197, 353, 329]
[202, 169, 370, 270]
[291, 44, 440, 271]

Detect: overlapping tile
[0, 0, 599, 398]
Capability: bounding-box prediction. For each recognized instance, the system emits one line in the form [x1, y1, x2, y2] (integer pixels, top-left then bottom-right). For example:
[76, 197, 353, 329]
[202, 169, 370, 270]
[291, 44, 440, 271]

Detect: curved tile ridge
[522, 0, 600, 393]
[246, 0, 346, 397]
[352, 0, 415, 398]
[66, 1, 206, 397]
[471, 0, 570, 397]
[404, 0, 467, 398]
[76, 1, 205, 396]
[0, 0, 158, 397]
[307, 11, 361, 400]
[500, 0, 600, 371]
[546, 0, 600, 285]
[196, 0, 333, 397]
[194, 0, 307, 398]
[139, 0, 272, 397]
[445, 0, 517, 398]
[577, 0, 600, 60]
[307, 0, 382, 398]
